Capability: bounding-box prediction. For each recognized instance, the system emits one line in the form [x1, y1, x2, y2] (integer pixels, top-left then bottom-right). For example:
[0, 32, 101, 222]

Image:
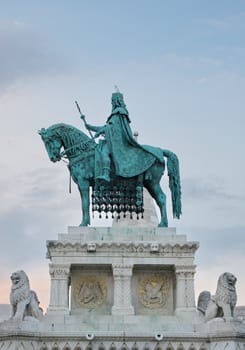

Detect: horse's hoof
[158, 223, 168, 228]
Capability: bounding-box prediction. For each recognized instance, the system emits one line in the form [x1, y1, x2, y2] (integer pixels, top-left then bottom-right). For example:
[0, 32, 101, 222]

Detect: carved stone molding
[46, 241, 199, 259]
[1, 339, 244, 350]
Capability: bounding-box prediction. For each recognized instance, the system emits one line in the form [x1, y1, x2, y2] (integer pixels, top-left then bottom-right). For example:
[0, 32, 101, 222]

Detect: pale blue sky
[0, 1, 244, 309]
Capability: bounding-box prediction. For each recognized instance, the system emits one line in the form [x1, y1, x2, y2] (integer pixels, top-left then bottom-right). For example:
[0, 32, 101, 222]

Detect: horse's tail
[162, 149, 182, 219]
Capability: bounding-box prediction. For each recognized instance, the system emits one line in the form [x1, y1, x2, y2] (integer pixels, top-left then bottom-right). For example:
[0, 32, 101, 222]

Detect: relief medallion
[138, 274, 170, 308]
[75, 276, 107, 308]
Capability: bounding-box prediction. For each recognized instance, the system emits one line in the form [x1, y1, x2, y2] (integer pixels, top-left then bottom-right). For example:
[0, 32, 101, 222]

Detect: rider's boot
[97, 167, 110, 182]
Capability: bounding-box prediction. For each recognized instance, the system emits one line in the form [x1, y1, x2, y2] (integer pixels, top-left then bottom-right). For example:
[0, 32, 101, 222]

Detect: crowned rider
[82, 90, 163, 182]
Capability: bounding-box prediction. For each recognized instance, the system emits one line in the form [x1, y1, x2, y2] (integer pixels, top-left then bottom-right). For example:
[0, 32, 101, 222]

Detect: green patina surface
[84, 92, 163, 181]
[39, 91, 182, 227]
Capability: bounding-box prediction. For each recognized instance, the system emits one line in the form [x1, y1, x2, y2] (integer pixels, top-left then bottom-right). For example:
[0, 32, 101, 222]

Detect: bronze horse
[39, 123, 181, 227]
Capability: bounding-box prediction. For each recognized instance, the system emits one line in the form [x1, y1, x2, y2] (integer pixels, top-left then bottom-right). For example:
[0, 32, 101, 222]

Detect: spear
[75, 100, 93, 138]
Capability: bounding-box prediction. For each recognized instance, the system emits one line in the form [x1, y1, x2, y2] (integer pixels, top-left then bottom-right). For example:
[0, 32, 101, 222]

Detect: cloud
[198, 57, 221, 66]
[207, 18, 232, 31]
[0, 167, 80, 264]
[196, 77, 208, 84]
[1, 168, 245, 308]
[188, 226, 245, 259]
[187, 226, 245, 305]
[182, 177, 242, 201]
[0, 165, 108, 309]
[0, 165, 81, 309]
[0, 21, 63, 94]
[207, 12, 245, 31]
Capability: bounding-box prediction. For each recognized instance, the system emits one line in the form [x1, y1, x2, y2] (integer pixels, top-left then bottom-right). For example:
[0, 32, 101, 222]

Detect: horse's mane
[47, 123, 91, 145]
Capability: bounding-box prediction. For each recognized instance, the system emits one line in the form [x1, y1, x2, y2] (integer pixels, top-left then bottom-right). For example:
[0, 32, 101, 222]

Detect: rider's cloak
[102, 109, 164, 178]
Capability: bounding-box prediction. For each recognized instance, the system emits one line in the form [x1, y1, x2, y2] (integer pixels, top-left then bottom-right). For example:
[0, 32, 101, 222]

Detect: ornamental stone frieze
[1, 339, 245, 350]
[46, 241, 199, 259]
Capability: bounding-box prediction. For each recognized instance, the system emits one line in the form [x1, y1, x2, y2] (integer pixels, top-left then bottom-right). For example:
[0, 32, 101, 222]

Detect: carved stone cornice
[46, 240, 199, 259]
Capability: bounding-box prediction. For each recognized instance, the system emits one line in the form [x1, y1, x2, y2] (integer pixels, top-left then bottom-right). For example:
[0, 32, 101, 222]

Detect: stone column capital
[49, 264, 71, 279]
[175, 265, 196, 276]
[112, 264, 133, 277]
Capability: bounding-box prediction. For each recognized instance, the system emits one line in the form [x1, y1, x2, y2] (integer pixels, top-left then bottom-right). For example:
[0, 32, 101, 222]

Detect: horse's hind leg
[145, 181, 168, 227]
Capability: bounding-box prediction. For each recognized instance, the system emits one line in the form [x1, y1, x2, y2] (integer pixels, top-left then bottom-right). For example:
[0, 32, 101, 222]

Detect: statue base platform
[46, 226, 199, 321]
[1, 226, 245, 350]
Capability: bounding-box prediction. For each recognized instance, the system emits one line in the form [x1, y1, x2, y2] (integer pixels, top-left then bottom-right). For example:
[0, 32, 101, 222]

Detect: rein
[60, 139, 96, 194]
[68, 149, 95, 166]
[57, 136, 96, 194]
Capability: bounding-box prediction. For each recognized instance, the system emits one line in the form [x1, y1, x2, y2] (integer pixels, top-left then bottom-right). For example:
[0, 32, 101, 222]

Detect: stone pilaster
[185, 269, 196, 308]
[112, 264, 134, 315]
[175, 265, 196, 317]
[47, 264, 70, 315]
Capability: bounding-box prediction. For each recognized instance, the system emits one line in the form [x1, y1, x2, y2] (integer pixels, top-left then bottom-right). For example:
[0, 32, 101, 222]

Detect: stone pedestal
[46, 226, 199, 320]
[1, 225, 245, 350]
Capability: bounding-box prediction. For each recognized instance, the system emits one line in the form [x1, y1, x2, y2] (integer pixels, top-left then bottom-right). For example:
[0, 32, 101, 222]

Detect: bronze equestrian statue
[39, 91, 181, 227]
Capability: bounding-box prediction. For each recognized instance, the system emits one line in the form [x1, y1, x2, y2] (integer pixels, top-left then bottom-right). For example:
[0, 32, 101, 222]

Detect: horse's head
[38, 127, 62, 162]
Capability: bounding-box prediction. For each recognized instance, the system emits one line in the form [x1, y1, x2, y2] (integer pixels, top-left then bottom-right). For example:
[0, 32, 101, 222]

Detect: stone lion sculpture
[10, 270, 43, 321]
[197, 272, 237, 321]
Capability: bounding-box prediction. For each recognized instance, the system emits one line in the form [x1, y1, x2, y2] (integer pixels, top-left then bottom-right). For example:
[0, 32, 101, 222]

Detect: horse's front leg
[78, 179, 90, 226]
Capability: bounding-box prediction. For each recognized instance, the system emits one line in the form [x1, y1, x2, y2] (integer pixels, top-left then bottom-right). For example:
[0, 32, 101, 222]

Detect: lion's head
[10, 270, 30, 305]
[217, 272, 237, 290]
[11, 270, 30, 290]
[215, 272, 237, 307]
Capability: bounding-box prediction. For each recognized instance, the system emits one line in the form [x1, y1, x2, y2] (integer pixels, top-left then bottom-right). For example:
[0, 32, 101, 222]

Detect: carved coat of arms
[138, 275, 170, 308]
[75, 277, 107, 308]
